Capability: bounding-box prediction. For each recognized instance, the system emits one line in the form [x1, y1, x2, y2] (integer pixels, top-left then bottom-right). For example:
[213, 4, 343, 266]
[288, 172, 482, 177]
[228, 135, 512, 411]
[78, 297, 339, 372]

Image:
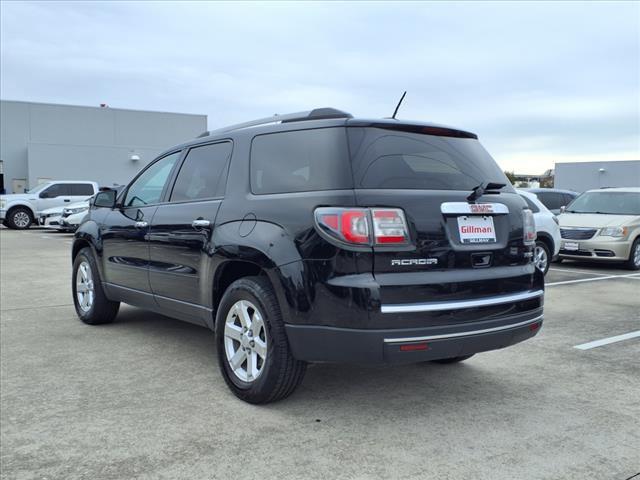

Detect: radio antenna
[391, 91, 407, 119]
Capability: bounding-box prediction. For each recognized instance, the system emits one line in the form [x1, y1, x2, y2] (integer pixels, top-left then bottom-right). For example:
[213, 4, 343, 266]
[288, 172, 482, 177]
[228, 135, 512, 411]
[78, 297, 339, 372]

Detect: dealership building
[554, 160, 640, 192]
[0, 100, 208, 194]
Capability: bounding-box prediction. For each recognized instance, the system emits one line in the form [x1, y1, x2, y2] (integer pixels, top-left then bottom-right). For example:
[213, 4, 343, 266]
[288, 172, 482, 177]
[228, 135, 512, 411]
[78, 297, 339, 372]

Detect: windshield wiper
[467, 182, 506, 202]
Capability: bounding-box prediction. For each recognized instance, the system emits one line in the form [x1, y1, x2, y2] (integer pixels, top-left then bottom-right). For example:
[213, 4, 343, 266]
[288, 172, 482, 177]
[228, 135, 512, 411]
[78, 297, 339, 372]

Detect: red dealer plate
[457, 215, 496, 244]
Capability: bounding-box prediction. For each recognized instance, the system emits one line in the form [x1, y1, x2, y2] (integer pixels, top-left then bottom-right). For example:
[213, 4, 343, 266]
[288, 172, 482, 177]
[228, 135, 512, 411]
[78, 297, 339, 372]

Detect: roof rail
[203, 108, 352, 137]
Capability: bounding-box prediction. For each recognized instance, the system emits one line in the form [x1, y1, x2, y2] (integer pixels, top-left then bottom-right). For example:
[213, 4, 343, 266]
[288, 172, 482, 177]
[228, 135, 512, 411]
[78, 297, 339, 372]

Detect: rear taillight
[371, 208, 409, 244]
[314, 207, 409, 247]
[523, 209, 536, 246]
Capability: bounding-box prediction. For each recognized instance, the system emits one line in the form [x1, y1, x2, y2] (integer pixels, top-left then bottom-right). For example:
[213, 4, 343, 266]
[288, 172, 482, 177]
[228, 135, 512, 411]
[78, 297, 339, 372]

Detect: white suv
[517, 189, 561, 274]
[0, 181, 99, 229]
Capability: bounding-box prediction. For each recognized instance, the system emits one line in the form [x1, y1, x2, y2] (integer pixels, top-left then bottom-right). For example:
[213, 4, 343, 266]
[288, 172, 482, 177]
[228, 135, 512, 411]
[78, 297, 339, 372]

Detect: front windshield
[566, 191, 640, 215]
[25, 183, 52, 194]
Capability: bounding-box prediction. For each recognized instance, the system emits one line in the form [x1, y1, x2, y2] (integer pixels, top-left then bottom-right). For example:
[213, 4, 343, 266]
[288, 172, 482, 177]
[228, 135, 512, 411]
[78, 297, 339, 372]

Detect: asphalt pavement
[1, 227, 639, 480]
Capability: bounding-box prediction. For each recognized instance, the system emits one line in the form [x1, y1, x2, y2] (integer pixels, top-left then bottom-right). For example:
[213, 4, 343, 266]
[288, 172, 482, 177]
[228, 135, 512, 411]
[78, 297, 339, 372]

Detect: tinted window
[41, 183, 72, 198]
[563, 193, 577, 206]
[71, 184, 94, 196]
[348, 128, 509, 190]
[124, 151, 181, 207]
[566, 191, 640, 215]
[251, 128, 352, 194]
[171, 142, 232, 202]
[519, 194, 540, 213]
[536, 192, 564, 210]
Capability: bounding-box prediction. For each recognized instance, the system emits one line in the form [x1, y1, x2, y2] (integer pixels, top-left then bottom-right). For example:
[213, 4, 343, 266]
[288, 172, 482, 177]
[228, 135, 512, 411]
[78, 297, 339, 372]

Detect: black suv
[72, 108, 544, 403]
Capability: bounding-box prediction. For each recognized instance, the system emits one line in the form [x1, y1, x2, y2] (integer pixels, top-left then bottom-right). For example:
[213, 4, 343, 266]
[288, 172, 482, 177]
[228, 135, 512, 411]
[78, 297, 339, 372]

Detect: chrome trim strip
[381, 289, 543, 314]
[384, 314, 544, 343]
[440, 202, 509, 215]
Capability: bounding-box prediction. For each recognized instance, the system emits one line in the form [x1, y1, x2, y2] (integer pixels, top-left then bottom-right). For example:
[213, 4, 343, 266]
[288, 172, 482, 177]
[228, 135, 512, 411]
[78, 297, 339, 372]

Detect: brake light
[341, 210, 369, 244]
[314, 207, 410, 247]
[523, 209, 536, 246]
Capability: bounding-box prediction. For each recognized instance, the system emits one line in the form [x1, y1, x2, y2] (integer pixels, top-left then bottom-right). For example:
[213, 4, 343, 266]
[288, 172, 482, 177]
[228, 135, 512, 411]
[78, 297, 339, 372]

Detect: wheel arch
[536, 231, 554, 254]
[210, 255, 294, 332]
[6, 203, 36, 220]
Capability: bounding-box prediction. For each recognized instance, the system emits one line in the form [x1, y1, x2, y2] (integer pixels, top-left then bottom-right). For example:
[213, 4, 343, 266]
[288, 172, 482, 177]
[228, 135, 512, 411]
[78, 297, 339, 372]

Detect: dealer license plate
[457, 216, 496, 244]
[563, 241, 579, 251]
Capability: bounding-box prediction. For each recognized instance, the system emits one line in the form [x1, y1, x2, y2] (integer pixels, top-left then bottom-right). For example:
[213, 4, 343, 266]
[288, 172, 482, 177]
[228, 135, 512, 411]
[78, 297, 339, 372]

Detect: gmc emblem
[391, 258, 438, 266]
[469, 204, 494, 214]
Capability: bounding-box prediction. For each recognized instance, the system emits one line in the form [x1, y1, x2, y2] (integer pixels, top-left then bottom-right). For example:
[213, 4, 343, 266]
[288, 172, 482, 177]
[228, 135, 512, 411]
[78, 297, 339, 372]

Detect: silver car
[558, 187, 640, 270]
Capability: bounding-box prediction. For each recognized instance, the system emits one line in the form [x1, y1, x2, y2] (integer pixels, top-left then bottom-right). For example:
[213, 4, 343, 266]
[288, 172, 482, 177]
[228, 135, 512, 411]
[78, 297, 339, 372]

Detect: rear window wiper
[467, 182, 506, 202]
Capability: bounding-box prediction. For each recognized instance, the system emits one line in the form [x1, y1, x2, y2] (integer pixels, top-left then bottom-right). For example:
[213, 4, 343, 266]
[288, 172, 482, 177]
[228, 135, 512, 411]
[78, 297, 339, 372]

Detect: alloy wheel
[13, 211, 30, 228]
[76, 261, 95, 312]
[634, 243, 640, 268]
[534, 245, 548, 272]
[224, 300, 268, 383]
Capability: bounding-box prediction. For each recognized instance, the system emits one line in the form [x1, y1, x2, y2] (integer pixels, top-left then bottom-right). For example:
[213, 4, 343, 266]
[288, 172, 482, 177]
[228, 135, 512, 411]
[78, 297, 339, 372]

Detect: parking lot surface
[1, 227, 639, 480]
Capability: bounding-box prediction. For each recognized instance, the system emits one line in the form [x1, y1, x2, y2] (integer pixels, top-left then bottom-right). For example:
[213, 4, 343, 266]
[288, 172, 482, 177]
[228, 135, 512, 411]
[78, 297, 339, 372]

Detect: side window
[170, 142, 232, 202]
[536, 192, 563, 210]
[71, 184, 95, 196]
[41, 183, 71, 198]
[544, 192, 564, 210]
[124, 151, 181, 207]
[563, 193, 576, 207]
[519, 194, 540, 213]
[250, 128, 352, 194]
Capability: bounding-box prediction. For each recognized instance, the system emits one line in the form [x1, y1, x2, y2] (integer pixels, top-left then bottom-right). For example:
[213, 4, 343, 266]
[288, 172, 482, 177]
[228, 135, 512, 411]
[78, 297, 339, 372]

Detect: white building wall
[555, 161, 640, 192]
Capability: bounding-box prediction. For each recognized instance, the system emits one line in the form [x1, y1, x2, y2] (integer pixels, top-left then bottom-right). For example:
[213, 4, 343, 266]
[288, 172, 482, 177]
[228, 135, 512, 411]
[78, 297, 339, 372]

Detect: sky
[1, 1, 639, 173]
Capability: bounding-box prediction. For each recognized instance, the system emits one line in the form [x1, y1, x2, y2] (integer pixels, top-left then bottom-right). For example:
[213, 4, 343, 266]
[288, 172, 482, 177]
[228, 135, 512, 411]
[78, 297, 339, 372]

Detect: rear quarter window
[519, 194, 540, 213]
[71, 184, 95, 196]
[250, 128, 352, 194]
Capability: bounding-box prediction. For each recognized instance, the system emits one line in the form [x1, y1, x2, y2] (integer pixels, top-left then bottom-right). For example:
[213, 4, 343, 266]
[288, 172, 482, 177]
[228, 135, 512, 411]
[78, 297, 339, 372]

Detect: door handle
[192, 219, 211, 228]
[134, 221, 148, 229]
[64, 199, 71, 202]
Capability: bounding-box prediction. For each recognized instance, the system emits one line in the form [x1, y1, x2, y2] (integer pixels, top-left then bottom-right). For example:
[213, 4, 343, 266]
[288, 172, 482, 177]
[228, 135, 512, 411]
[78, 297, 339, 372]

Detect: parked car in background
[40, 205, 65, 230]
[72, 108, 544, 404]
[517, 189, 560, 275]
[60, 199, 93, 232]
[558, 187, 640, 269]
[0, 181, 99, 229]
[522, 188, 578, 215]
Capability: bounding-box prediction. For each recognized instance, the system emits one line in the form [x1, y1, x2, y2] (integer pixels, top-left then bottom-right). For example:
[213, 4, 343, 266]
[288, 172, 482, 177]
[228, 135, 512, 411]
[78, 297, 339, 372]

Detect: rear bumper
[285, 308, 543, 364]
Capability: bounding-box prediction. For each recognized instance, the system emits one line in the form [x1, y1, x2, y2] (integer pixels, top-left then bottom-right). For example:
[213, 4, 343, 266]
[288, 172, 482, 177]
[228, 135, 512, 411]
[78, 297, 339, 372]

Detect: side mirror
[560, 206, 566, 214]
[39, 192, 51, 199]
[93, 190, 116, 208]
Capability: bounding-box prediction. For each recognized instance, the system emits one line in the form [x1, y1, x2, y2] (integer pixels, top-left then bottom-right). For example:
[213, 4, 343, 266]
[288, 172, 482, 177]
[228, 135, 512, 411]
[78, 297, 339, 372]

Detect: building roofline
[0, 98, 207, 118]
[555, 159, 639, 165]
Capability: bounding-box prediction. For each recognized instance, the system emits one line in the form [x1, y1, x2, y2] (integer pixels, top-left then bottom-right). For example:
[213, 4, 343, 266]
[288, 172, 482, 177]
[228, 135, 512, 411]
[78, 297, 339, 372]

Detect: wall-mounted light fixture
[130, 154, 141, 162]
[598, 168, 606, 173]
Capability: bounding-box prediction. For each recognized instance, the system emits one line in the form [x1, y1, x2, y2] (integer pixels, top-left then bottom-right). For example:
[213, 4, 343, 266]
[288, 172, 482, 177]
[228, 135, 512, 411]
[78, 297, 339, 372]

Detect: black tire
[534, 240, 551, 275]
[216, 276, 306, 404]
[554, 257, 563, 264]
[625, 238, 640, 271]
[72, 247, 120, 324]
[431, 354, 475, 364]
[5, 207, 33, 230]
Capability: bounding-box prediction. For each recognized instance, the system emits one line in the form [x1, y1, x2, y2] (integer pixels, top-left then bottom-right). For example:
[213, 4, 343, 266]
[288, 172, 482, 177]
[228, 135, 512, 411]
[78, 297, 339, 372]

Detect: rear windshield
[348, 127, 509, 190]
[566, 191, 640, 215]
